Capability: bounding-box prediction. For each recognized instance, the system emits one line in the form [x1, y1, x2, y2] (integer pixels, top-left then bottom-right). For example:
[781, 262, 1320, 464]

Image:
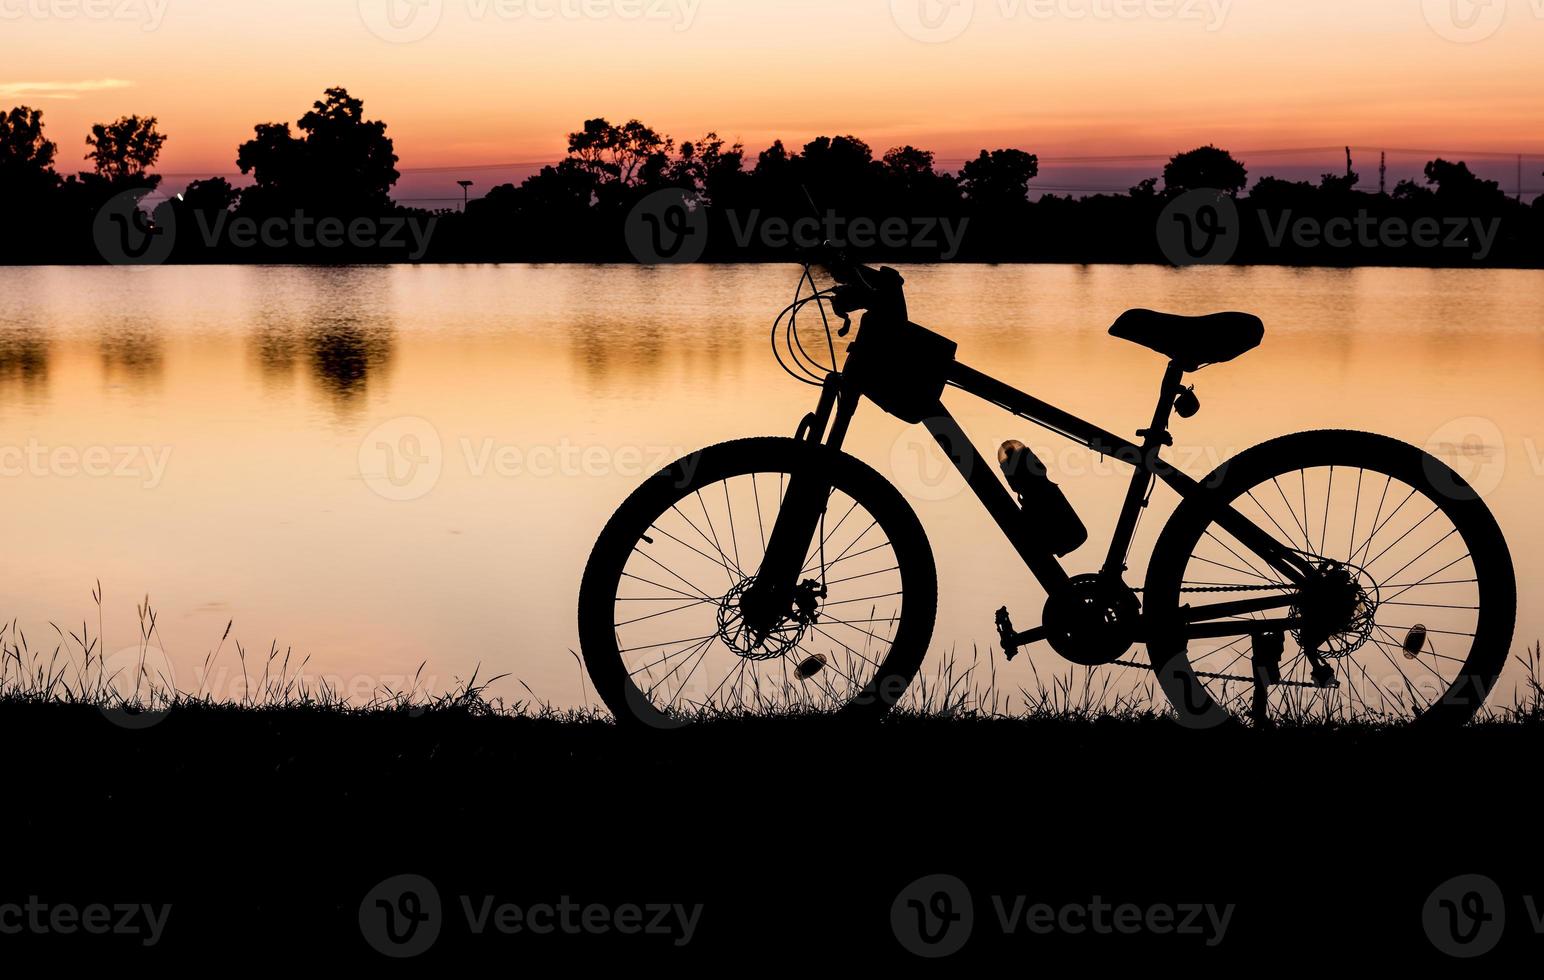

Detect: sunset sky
[5, 0, 1542, 200]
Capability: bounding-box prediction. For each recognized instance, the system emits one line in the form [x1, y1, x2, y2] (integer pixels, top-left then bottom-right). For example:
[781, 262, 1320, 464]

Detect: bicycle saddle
[1108, 309, 1264, 371]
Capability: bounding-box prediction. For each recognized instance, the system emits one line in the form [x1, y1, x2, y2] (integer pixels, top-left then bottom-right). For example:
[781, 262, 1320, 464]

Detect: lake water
[2, 263, 1541, 712]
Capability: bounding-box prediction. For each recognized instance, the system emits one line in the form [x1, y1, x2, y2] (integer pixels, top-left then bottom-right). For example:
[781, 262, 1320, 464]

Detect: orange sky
[4, 0, 1542, 184]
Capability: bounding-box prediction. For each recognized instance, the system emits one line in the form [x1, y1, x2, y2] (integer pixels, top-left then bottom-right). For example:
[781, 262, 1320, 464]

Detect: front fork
[739, 374, 853, 636]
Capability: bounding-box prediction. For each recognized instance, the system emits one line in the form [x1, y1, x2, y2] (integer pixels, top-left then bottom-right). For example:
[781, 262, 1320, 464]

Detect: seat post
[1102, 360, 1188, 576]
[1141, 360, 1189, 445]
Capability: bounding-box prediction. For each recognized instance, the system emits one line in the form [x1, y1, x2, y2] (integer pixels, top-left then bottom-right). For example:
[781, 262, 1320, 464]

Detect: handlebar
[798, 242, 908, 324]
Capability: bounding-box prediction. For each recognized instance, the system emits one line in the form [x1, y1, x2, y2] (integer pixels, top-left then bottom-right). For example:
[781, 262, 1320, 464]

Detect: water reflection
[569, 316, 670, 382]
[247, 316, 394, 405]
[0, 323, 48, 395]
[251, 315, 301, 386]
[244, 266, 398, 407]
[306, 317, 393, 402]
[0, 263, 1540, 713]
[98, 319, 164, 388]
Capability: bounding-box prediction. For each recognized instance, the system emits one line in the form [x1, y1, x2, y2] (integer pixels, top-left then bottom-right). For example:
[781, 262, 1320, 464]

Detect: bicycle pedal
[995, 607, 1020, 661]
[1311, 662, 1338, 689]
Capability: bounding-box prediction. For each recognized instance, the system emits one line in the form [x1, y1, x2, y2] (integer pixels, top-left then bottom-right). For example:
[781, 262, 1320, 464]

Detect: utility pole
[457, 179, 474, 212]
[1379, 152, 1387, 196]
[1345, 146, 1353, 179]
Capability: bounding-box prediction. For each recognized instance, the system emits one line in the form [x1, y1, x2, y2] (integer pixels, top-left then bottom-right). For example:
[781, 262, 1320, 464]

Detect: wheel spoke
[1167, 455, 1492, 726]
[601, 461, 915, 723]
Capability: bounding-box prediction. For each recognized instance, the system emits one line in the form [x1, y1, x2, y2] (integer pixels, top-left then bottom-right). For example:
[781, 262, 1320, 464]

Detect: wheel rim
[608, 470, 909, 720]
[1172, 462, 1490, 724]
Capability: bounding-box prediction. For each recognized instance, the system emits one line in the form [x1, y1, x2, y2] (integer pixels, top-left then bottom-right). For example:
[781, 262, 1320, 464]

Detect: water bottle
[997, 440, 1088, 558]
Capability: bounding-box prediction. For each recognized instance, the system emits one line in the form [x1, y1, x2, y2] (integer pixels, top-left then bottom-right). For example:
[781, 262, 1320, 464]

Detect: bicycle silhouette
[579, 247, 1514, 727]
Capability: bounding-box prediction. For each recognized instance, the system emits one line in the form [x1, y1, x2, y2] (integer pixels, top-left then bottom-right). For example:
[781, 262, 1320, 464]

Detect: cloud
[0, 79, 134, 100]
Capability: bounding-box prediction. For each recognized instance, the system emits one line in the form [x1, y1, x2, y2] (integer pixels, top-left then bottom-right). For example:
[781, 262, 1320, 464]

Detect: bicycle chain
[1172, 583, 1295, 593]
[1108, 658, 1323, 689]
[1114, 583, 1319, 688]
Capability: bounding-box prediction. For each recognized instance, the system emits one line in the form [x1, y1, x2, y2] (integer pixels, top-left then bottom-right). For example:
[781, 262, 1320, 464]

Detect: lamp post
[457, 180, 474, 212]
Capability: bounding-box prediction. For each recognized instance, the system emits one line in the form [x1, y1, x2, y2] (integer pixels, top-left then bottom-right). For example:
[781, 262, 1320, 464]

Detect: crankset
[995, 579, 1346, 691]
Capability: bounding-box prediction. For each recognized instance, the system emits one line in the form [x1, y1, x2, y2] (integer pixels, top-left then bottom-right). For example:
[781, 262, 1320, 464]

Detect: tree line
[1, 87, 1540, 266]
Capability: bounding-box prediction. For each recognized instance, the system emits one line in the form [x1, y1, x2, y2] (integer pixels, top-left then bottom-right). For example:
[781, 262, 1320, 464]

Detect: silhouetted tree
[0, 106, 60, 196]
[0, 106, 64, 262]
[1318, 169, 1359, 194]
[85, 115, 167, 184]
[1248, 175, 1316, 208]
[1128, 176, 1159, 199]
[1391, 177, 1434, 204]
[672, 133, 743, 191]
[1162, 145, 1248, 196]
[567, 118, 673, 186]
[236, 87, 398, 217]
[4, 102, 1541, 266]
[1422, 158, 1508, 209]
[180, 176, 241, 213]
[958, 148, 1038, 208]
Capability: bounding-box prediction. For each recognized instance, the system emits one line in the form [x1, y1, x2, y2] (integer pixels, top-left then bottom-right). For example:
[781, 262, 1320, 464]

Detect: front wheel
[1146, 429, 1515, 727]
[579, 437, 937, 727]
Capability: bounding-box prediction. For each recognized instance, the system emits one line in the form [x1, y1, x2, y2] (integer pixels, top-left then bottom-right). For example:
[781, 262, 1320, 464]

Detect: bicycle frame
[768, 347, 1320, 648]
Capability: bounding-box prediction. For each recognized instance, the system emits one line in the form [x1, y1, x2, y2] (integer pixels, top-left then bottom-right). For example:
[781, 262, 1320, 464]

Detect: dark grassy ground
[7, 693, 1543, 966]
[5, 602, 1541, 964]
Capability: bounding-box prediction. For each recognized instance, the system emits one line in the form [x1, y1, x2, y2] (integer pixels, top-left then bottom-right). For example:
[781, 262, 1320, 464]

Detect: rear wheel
[1146, 430, 1515, 727]
[578, 437, 937, 727]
